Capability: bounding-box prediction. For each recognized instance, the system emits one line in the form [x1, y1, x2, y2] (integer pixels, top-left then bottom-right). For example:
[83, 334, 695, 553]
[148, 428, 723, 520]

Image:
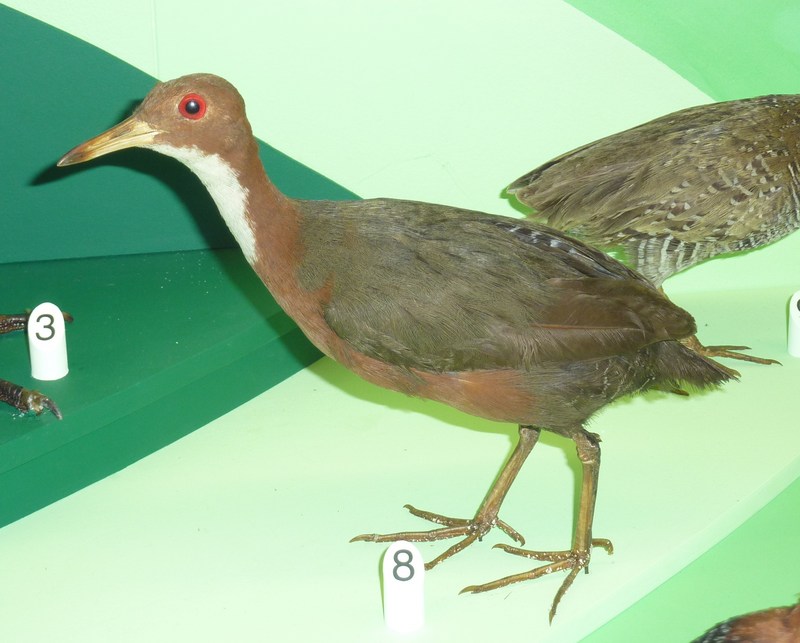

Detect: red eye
[179, 93, 206, 120]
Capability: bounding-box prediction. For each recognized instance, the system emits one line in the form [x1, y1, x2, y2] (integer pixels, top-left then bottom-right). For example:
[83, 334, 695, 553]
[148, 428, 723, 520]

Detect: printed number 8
[392, 548, 415, 582]
[35, 314, 56, 341]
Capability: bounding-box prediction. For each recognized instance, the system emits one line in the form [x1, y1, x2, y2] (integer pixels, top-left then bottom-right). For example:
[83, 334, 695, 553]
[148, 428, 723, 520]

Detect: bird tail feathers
[652, 341, 738, 391]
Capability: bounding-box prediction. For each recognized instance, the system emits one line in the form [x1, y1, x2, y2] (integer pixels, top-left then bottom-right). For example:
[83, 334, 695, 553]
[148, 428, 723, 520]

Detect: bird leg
[462, 430, 612, 622]
[680, 334, 780, 366]
[351, 425, 540, 570]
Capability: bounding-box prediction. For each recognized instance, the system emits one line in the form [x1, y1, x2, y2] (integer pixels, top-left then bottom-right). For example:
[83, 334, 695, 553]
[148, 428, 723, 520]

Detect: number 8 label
[392, 548, 415, 582]
[382, 541, 424, 633]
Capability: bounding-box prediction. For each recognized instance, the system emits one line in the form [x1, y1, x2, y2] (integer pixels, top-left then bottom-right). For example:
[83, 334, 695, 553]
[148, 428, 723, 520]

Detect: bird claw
[18, 388, 63, 420]
[461, 538, 613, 621]
[0, 381, 63, 420]
[350, 503, 525, 570]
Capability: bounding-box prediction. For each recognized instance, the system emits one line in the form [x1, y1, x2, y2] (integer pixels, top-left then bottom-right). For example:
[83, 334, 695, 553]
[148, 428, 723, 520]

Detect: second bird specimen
[509, 95, 800, 363]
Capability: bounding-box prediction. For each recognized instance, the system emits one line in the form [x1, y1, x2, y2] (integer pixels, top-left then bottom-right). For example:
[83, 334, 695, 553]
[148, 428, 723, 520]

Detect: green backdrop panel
[567, 0, 800, 100]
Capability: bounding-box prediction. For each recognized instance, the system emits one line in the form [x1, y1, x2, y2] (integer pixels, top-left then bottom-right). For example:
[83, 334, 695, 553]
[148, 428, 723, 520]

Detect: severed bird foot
[351, 503, 526, 570]
[462, 539, 614, 622]
[0, 311, 72, 420]
[681, 334, 780, 366]
[0, 378, 63, 419]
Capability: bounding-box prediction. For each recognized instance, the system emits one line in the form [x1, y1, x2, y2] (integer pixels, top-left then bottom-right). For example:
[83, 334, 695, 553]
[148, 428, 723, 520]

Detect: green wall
[569, 0, 800, 100]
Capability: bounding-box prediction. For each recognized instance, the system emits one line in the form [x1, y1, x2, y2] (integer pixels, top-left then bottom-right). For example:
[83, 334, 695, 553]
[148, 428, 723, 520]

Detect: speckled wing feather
[509, 95, 800, 284]
[296, 199, 695, 373]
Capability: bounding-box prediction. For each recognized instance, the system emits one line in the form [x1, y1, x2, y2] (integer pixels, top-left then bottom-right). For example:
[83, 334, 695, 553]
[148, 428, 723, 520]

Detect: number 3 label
[27, 302, 69, 381]
[33, 313, 56, 341]
[382, 541, 424, 633]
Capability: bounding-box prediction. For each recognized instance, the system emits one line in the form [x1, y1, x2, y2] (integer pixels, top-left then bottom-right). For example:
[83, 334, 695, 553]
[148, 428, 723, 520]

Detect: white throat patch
[150, 143, 259, 264]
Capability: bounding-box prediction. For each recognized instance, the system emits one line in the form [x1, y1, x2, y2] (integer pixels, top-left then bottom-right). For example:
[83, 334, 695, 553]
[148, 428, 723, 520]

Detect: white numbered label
[789, 291, 800, 357]
[28, 302, 69, 380]
[382, 540, 424, 633]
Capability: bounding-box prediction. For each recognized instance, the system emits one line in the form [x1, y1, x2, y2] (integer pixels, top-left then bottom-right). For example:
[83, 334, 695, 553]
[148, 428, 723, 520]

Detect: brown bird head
[58, 73, 254, 168]
[57, 73, 270, 266]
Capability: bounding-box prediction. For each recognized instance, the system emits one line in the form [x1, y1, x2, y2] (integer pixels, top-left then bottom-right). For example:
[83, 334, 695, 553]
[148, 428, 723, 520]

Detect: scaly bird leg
[0, 313, 29, 335]
[351, 425, 540, 570]
[0, 378, 63, 419]
[462, 430, 612, 622]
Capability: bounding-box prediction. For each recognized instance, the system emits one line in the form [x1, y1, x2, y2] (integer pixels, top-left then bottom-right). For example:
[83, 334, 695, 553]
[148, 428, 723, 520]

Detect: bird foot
[461, 539, 613, 621]
[0, 311, 71, 420]
[0, 379, 63, 420]
[681, 335, 780, 366]
[350, 503, 525, 570]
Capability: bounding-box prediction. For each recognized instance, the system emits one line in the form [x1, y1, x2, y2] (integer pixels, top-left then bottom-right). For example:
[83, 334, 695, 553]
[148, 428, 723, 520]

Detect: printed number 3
[392, 549, 415, 582]
[35, 313, 56, 341]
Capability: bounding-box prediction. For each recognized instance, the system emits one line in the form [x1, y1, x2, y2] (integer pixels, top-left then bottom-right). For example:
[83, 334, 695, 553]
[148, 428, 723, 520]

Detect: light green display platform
[0, 276, 797, 641]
